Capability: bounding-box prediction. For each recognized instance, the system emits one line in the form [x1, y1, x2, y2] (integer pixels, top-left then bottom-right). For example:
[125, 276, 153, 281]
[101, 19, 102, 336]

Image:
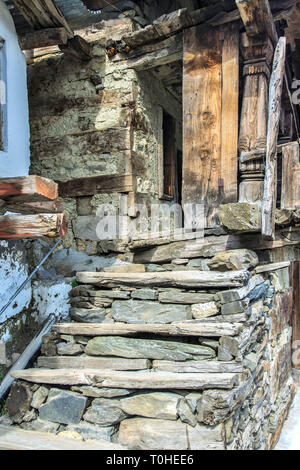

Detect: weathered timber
[125, 34, 183, 71]
[0, 213, 67, 240]
[183, 23, 239, 227]
[11, 369, 240, 390]
[281, 142, 300, 210]
[4, 198, 64, 215]
[262, 37, 286, 239]
[59, 36, 92, 61]
[221, 22, 239, 203]
[12, 0, 73, 37]
[152, 360, 244, 373]
[0, 176, 58, 202]
[52, 322, 242, 338]
[37, 356, 150, 371]
[236, 0, 278, 44]
[19, 27, 68, 50]
[58, 174, 134, 198]
[133, 228, 300, 263]
[76, 270, 250, 289]
[291, 262, 300, 369]
[0, 425, 125, 451]
[254, 261, 291, 274]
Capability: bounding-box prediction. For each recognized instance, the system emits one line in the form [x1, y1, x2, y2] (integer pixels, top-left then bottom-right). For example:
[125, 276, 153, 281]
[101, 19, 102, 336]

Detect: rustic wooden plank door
[183, 23, 239, 228]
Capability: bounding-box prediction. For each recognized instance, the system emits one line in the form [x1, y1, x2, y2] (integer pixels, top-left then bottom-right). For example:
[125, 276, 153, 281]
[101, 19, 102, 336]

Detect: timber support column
[239, 33, 274, 203]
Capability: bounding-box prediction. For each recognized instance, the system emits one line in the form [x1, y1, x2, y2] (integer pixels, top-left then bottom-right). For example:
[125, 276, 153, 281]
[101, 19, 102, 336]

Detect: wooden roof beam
[11, 0, 73, 37]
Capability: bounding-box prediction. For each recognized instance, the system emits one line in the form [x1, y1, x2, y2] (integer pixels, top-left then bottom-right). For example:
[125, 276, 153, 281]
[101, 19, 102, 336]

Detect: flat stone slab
[85, 336, 215, 361]
[159, 291, 216, 304]
[112, 300, 191, 324]
[39, 389, 87, 425]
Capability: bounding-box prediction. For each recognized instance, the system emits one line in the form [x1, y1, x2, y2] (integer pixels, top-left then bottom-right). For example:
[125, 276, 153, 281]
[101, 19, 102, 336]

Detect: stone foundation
[4, 261, 295, 450]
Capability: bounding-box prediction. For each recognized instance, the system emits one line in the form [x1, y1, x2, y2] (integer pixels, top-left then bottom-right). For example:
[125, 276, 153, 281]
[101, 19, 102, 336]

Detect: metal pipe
[0, 238, 63, 319]
[0, 315, 55, 401]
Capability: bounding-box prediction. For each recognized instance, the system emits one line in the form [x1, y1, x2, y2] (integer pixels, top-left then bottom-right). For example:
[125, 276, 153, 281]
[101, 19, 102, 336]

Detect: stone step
[52, 321, 242, 337]
[0, 424, 126, 450]
[37, 356, 151, 370]
[76, 270, 250, 289]
[11, 369, 241, 390]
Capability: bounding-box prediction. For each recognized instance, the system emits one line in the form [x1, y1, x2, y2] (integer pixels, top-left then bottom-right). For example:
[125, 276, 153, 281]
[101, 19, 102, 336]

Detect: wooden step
[37, 356, 151, 370]
[10, 369, 241, 390]
[76, 270, 250, 289]
[52, 321, 242, 337]
[0, 176, 58, 202]
[0, 425, 126, 450]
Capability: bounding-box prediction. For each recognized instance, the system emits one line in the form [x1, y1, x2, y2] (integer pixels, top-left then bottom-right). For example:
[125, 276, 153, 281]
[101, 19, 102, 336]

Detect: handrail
[0, 238, 62, 319]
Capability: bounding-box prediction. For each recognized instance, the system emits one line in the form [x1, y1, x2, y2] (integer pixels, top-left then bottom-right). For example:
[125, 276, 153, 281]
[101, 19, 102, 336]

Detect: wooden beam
[52, 321, 242, 338]
[235, 0, 278, 44]
[3, 198, 63, 215]
[58, 174, 134, 198]
[292, 261, 300, 369]
[76, 270, 250, 289]
[281, 142, 300, 210]
[0, 176, 58, 202]
[262, 37, 287, 239]
[12, 0, 73, 37]
[19, 27, 68, 50]
[10, 368, 240, 390]
[0, 213, 67, 240]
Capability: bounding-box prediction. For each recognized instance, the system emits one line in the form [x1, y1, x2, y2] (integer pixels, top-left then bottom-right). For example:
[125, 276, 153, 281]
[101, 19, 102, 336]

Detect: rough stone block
[208, 249, 258, 271]
[121, 392, 179, 420]
[39, 389, 88, 425]
[6, 381, 33, 424]
[131, 289, 159, 300]
[219, 203, 261, 232]
[84, 399, 127, 426]
[191, 302, 219, 319]
[111, 299, 191, 324]
[67, 422, 116, 442]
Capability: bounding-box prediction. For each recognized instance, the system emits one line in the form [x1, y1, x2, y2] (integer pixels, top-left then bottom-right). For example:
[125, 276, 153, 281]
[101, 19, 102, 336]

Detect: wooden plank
[221, 23, 239, 203]
[152, 360, 244, 373]
[281, 142, 300, 210]
[52, 321, 242, 338]
[76, 270, 250, 289]
[4, 198, 63, 215]
[183, 24, 239, 226]
[37, 356, 150, 371]
[19, 27, 68, 50]
[12, 0, 73, 37]
[58, 174, 134, 198]
[0, 176, 58, 202]
[0, 213, 67, 240]
[0, 425, 125, 451]
[262, 37, 286, 239]
[254, 261, 291, 273]
[292, 261, 300, 369]
[10, 369, 241, 390]
[183, 25, 222, 228]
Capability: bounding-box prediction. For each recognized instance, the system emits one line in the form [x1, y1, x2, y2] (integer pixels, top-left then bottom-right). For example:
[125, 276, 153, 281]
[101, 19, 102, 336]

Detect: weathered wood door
[183, 23, 239, 228]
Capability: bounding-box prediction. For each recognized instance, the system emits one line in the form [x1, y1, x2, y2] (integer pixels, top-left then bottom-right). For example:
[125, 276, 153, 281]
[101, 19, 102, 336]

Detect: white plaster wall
[0, 240, 31, 327]
[0, 0, 30, 177]
[32, 280, 72, 322]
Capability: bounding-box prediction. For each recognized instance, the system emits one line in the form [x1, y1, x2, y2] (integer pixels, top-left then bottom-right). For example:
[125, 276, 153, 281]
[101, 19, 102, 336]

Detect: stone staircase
[2, 265, 296, 450]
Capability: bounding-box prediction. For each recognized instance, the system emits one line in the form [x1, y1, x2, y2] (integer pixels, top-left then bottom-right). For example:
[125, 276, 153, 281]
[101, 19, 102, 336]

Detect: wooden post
[281, 142, 300, 210]
[183, 23, 239, 227]
[262, 37, 286, 239]
[238, 33, 274, 202]
[292, 261, 300, 370]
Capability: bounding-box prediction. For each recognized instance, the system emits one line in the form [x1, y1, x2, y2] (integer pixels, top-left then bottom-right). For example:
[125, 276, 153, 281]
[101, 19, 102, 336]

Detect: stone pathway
[275, 388, 300, 450]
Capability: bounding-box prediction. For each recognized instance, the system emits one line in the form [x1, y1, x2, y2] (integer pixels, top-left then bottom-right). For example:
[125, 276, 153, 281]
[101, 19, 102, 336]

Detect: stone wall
[4, 257, 295, 450]
[28, 18, 182, 254]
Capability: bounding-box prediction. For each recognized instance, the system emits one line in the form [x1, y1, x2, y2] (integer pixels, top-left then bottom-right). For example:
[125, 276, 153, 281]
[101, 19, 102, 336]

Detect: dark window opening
[162, 110, 176, 200]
